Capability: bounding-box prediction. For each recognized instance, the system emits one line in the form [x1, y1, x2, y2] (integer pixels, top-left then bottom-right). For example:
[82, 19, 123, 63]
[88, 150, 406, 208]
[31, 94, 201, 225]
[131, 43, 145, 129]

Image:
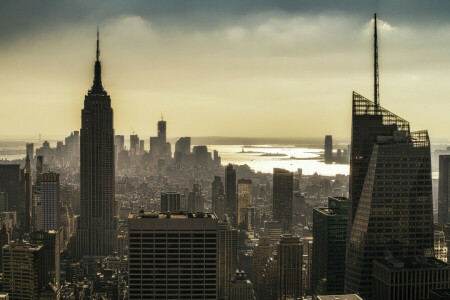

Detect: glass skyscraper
[345, 92, 434, 299]
[312, 196, 348, 295]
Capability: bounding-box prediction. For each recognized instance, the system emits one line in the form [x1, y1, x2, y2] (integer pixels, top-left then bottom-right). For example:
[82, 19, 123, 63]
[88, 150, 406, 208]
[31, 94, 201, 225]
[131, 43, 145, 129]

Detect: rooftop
[376, 256, 449, 269]
[129, 211, 217, 220]
[317, 295, 364, 300]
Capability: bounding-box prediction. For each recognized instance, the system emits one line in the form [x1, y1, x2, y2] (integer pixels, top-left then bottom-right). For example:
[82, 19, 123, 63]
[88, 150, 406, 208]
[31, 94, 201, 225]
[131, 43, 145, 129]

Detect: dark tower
[78, 29, 117, 257]
[345, 15, 434, 298]
[273, 168, 293, 233]
[225, 164, 237, 227]
[158, 117, 167, 143]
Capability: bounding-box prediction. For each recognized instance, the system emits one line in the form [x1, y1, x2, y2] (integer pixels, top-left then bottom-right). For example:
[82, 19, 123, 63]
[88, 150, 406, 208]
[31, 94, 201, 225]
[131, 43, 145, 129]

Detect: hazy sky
[0, 1, 449, 140]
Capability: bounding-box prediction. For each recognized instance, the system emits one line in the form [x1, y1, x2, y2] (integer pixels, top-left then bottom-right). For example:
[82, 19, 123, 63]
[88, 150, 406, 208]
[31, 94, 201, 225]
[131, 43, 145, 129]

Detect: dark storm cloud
[1, 0, 449, 44]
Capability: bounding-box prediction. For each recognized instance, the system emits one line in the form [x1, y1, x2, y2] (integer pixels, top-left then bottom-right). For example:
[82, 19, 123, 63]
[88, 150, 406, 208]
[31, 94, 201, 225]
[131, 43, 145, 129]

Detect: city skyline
[1, 1, 450, 139]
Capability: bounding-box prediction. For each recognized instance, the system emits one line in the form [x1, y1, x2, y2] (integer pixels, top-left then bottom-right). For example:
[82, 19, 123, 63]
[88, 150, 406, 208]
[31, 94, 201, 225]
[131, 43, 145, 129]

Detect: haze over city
[1, 0, 449, 139]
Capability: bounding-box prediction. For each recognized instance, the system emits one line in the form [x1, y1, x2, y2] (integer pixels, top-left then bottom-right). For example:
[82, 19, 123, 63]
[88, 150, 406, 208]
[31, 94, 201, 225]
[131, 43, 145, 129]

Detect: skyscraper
[78, 30, 117, 257]
[30, 230, 60, 289]
[251, 236, 272, 299]
[237, 178, 252, 229]
[229, 271, 256, 300]
[345, 93, 434, 298]
[212, 176, 225, 220]
[40, 173, 60, 231]
[160, 192, 181, 212]
[217, 220, 237, 300]
[312, 196, 348, 295]
[128, 211, 218, 299]
[345, 15, 434, 299]
[114, 135, 124, 152]
[0, 164, 31, 233]
[324, 135, 333, 164]
[273, 168, 293, 233]
[277, 234, 303, 300]
[26, 143, 34, 159]
[2, 243, 44, 300]
[188, 184, 204, 212]
[438, 155, 450, 224]
[150, 118, 171, 162]
[130, 134, 139, 156]
[225, 164, 237, 226]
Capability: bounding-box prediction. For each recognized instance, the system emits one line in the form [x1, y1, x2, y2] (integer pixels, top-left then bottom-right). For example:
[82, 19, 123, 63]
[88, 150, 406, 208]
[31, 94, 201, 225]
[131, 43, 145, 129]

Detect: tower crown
[89, 28, 106, 95]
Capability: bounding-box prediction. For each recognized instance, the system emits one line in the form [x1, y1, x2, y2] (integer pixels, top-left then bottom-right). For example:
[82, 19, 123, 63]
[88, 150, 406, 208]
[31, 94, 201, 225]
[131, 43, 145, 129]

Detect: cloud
[0, 1, 449, 138]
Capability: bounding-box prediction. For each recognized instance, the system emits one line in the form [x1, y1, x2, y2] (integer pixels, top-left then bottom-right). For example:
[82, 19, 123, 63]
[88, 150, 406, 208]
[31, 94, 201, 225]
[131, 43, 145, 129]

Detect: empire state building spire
[90, 28, 106, 95]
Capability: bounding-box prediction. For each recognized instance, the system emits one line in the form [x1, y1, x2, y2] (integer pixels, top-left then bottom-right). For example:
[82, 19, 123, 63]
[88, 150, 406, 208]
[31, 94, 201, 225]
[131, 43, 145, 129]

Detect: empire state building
[78, 30, 117, 257]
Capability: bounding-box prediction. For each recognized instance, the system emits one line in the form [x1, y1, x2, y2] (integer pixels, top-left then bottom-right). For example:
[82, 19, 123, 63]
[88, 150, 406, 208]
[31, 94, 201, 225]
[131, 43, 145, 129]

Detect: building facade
[2, 243, 44, 300]
[160, 192, 181, 212]
[225, 164, 237, 227]
[438, 155, 450, 224]
[277, 234, 303, 300]
[128, 212, 218, 299]
[237, 179, 252, 229]
[345, 93, 434, 299]
[273, 168, 293, 233]
[372, 256, 450, 300]
[40, 173, 60, 231]
[312, 196, 348, 295]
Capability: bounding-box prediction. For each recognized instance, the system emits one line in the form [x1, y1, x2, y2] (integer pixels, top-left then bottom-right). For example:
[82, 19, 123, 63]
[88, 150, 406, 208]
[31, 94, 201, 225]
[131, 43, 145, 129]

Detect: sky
[0, 1, 449, 140]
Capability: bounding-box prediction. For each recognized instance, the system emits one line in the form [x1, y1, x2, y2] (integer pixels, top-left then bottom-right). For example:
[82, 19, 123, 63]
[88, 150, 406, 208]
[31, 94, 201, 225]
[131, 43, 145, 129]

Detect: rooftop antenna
[96, 27, 100, 61]
[374, 13, 380, 108]
[161, 113, 164, 121]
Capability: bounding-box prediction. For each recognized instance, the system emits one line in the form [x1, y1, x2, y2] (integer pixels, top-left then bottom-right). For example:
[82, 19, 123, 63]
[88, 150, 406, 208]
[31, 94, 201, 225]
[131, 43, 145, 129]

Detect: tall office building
[273, 168, 293, 233]
[345, 94, 434, 298]
[0, 164, 31, 233]
[30, 230, 60, 289]
[128, 211, 218, 299]
[40, 173, 60, 231]
[150, 118, 171, 162]
[237, 179, 252, 229]
[188, 184, 204, 212]
[229, 271, 256, 300]
[324, 135, 333, 164]
[26, 143, 34, 159]
[193, 146, 209, 166]
[158, 119, 166, 142]
[78, 30, 117, 257]
[2, 243, 44, 300]
[438, 155, 450, 224]
[0, 165, 21, 214]
[175, 137, 191, 156]
[212, 176, 225, 220]
[217, 220, 237, 300]
[130, 134, 139, 156]
[277, 234, 303, 300]
[372, 256, 450, 300]
[345, 15, 434, 298]
[225, 164, 237, 226]
[160, 192, 181, 212]
[139, 140, 145, 155]
[264, 221, 283, 246]
[251, 236, 272, 299]
[114, 135, 125, 152]
[174, 137, 191, 165]
[312, 197, 348, 295]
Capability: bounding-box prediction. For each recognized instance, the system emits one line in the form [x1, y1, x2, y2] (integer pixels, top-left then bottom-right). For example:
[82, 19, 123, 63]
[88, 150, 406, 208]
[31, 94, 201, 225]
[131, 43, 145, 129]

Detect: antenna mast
[374, 13, 379, 108]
